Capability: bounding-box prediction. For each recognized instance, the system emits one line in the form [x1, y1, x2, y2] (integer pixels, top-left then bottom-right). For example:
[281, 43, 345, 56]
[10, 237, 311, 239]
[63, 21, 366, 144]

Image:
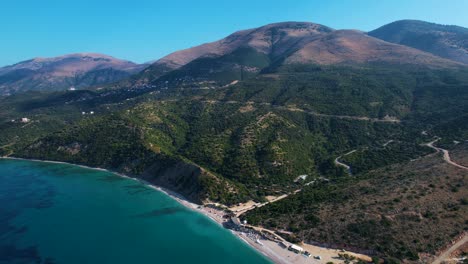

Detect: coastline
[0, 156, 283, 263]
[1, 156, 372, 264]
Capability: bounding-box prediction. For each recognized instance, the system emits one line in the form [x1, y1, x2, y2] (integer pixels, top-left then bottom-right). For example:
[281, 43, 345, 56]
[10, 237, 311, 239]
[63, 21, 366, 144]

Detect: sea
[0, 159, 271, 264]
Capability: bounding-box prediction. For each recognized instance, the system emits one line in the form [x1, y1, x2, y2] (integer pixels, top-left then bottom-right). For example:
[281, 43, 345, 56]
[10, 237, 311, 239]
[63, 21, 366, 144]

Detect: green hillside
[1, 62, 467, 262]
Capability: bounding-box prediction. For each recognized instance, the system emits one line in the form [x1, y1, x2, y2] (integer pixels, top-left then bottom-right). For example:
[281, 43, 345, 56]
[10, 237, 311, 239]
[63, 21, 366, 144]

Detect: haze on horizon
[2, 0, 468, 67]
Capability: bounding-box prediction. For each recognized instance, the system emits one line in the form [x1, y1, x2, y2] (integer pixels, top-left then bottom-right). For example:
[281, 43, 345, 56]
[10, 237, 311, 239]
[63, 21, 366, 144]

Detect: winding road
[334, 150, 356, 174]
[425, 139, 468, 262]
[425, 138, 468, 171]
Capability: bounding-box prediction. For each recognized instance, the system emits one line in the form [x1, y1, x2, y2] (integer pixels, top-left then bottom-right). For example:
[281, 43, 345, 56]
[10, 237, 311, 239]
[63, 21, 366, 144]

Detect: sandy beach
[144, 182, 373, 264]
[1, 156, 372, 264]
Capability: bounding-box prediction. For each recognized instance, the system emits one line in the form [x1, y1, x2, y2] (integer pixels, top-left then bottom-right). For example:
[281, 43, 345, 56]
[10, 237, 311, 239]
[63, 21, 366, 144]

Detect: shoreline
[0, 156, 283, 263]
[1, 156, 372, 264]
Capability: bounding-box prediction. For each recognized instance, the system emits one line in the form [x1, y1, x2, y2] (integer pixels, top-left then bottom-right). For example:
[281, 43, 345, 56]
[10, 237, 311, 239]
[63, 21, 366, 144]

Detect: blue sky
[1, 0, 468, 66]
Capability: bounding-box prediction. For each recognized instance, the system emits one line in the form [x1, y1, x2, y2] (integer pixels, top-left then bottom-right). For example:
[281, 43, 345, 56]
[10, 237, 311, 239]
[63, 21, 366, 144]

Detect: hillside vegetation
[245, 151, 468, 262]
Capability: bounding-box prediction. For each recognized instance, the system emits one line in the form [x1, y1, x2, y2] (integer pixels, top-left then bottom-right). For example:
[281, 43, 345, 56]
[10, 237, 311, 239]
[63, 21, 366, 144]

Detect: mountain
[138, 22, 333, 81]
[369, 20, 468, 64]
[155, 22, 334, 69]
[0, 53, 148, 95]
[139, 22, 459, 85]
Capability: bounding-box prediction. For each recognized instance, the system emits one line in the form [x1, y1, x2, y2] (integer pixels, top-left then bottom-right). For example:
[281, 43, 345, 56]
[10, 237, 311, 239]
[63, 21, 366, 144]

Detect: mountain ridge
[369, 19, 468, 64]
[154, 22, 334, 69]
[3, 20, 467, 94]
[138, 21, 461, 86]
[0, 53, 148, 95]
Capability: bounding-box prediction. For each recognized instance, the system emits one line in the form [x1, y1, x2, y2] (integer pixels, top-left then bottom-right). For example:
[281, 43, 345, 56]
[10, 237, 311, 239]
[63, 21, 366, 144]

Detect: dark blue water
[0, 159, 271, 264]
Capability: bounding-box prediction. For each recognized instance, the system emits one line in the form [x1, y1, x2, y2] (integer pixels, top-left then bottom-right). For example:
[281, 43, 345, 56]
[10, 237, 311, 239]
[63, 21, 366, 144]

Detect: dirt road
[425, 138, 468, 171]
[334, 149, 356, 174]
[200, 100, 401, 123]
[432, 233, 467, 264]
[233, 190, 301, 217]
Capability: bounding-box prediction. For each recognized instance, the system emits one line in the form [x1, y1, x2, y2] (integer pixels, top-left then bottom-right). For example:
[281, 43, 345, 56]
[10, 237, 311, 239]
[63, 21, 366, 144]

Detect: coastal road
[425, 138, 468, 171]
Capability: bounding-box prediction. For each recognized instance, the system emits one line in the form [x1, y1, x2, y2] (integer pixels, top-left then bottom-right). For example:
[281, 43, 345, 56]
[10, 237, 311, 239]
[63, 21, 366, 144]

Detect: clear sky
[2, 0, 468, 66]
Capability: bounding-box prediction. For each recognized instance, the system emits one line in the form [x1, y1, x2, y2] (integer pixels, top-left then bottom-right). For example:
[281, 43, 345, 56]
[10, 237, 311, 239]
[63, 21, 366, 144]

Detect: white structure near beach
[288, 244, 304, 253]
[21, 117, 30, 123]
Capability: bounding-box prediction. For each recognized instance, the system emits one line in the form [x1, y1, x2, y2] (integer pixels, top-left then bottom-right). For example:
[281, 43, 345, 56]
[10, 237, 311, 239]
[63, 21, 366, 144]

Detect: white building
[21, 118, 30, 123]
[288, 244, 303, 253]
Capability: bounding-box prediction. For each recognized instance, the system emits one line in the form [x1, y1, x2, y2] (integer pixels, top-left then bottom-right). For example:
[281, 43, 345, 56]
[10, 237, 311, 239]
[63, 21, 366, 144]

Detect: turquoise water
[0, 159, 271, 264]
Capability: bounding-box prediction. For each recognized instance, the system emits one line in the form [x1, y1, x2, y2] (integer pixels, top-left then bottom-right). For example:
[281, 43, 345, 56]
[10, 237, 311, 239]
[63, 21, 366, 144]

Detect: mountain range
[0, 53, 147, 95]
[141, 21, 461, 85]
[0, 19, 467, 263]
[2, 20, 468, 95]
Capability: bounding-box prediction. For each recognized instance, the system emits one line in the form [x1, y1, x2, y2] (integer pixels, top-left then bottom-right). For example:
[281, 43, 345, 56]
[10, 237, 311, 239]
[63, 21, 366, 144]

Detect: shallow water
[0, 159, 271, 264]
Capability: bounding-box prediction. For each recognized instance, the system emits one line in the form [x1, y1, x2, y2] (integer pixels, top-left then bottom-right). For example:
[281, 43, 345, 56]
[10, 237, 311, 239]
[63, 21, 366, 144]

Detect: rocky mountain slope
[154, 22, 334, 68]
[0, 53, 147, 95]
[369, 20, 468, 64]
[137, 22, 459, 86]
